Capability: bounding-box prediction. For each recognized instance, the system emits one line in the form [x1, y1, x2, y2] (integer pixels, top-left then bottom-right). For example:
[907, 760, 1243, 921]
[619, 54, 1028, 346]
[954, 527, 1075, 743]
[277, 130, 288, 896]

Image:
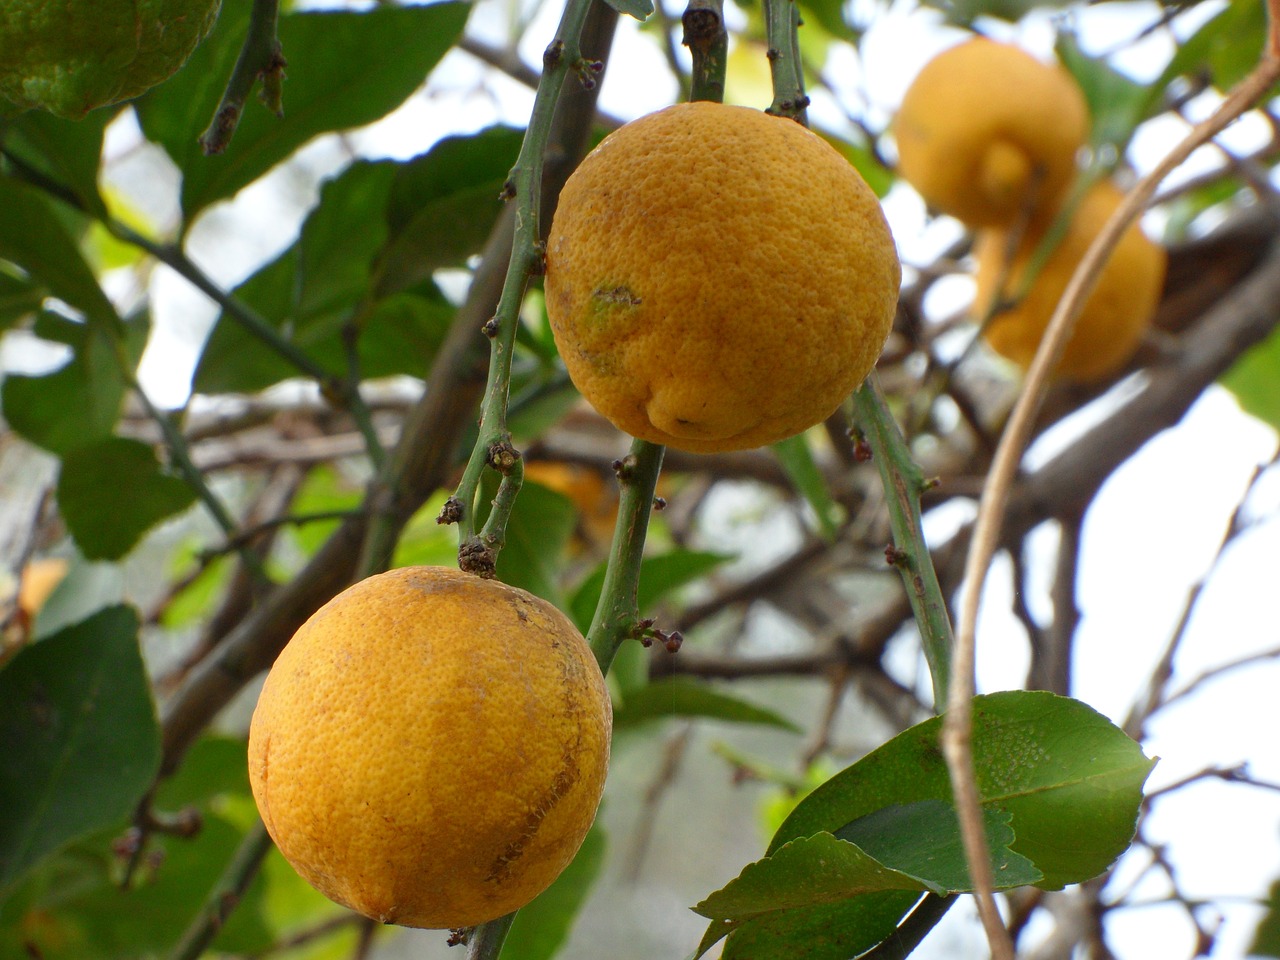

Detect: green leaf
[1056, 32, 1150, 156]
[136, 1, 472, 218]
[1221, 323, 1280, 432]
[154, 735, 253, 811]
[796, 0, 861, 44]
[1250, 875, 1280, 957]
[614, 677, 802, 732]
[1, 108, 111, 218]
[0, 264, 44, 331]
[771, 434, 841, 541]
[0, 605, 160, 894]
[192, 161, 452, 394]
[1157, 0, 1266, 96]
[772, 690, 1155, 889]
[601, 0, 654, 22]
[376, 125, 525, 295]
[918, 0, 1070, 27]
[0, 175, 117, 324]
[706, 891, 922, 960]
[569, 548, 732, 633]
[504, 821, 607, 960]
[57, 436, 198, 561]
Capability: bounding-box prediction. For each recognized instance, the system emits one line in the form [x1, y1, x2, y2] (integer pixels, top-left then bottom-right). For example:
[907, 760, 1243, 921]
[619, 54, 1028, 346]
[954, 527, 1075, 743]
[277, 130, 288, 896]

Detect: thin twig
[944, 34, 1280, 960]
[200, 0, 286, 155]
[168, 819, 274, 960]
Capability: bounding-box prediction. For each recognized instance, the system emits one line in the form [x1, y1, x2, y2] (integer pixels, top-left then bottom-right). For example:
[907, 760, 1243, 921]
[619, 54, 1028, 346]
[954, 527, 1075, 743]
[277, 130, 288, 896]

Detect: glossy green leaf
[376, 125, 525, 295]
[1221, 322, 1280, 432]
[136, 1, 472, 217]
[772, 691, 1155, 889]
[614, 677, 802, 732]
[0, 606, 159, 894]
[569, 548, 732, 633]
[505, 822, 607, 960]
[489, 475, 579, 608]
[0, 175, 117, 324]
[57, 436, 198, 561]
[772, 433, 841, 541]
[0, 265, 44, 331]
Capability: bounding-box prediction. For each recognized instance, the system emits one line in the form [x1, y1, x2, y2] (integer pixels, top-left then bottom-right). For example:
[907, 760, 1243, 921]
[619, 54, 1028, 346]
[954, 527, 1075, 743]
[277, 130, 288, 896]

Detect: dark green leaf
[569, 549, 732, 633]
[136, 2, 472, 217]
[2, 108, 112, 217]
[376, 125, 525, 295]
[615, 677, 802, 732]
[796, 0, 861, 43]
[773, 691, 1155, 889]
[772, 434, 841, 541]
[490, 476, 578, 608]
[711, 891, 922, 960]
[1221, 318, 1280, 431]
[57, 437, 198, 561]
[154, 735, 253, 811]
[504, 821, 607, 960]
[0, 175, 117, 324]
[0, 264, 44, 331]
[0, 606, 159, 894]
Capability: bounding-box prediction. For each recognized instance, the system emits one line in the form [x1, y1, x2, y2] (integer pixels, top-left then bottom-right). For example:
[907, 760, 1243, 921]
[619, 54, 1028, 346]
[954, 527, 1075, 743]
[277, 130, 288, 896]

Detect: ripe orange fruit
[974, 179, 1167, 383]
[247, 566, 611, 929]
[544, 101, 900, 454]
[894, 38, 1089, 227]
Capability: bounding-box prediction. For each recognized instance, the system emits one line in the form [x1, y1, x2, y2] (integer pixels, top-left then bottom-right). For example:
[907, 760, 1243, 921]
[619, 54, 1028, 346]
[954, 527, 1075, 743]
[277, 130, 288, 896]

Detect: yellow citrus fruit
[544, 101, 900, 454]
[894, 38, 1089, 227]
[17, 557, 68, 618]
[974, 179, 1167, 383]
[247, 566, 611, 929]
[0, 0, 222, 119]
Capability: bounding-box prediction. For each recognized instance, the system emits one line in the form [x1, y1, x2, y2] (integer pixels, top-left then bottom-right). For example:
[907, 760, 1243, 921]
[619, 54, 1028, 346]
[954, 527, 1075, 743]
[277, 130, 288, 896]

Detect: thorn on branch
[436, 497, 464, 526]
[653, 496, 667, 511]
[486, 438, 521, 475]
[766, 46, 782, 61]
[458, 537, 497, 578]
[481, 316, 500, 339]
[258, 49, 288, 117]
[528, 240, 548, 277]
[498, 178, 517, 201]
[848, 427, 873, 463]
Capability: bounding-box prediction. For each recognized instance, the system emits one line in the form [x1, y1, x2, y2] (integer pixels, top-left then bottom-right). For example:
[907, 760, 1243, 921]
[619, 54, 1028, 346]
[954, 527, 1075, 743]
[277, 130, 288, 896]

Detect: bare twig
[945, 33, 1280, 958]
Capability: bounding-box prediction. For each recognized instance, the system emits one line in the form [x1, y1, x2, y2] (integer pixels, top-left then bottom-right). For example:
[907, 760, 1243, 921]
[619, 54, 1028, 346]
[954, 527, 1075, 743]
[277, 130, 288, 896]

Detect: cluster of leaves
[1, 0, 1278, 957]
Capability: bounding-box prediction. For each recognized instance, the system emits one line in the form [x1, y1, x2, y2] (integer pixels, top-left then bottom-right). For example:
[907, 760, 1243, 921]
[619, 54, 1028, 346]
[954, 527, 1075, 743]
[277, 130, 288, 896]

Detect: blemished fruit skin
[0, 0, 222, 119]
[894, 38, 1089, 227]
[974, 179, 1167, 383]
[544, 101, 901, 454]
[247, 566, 612, 929]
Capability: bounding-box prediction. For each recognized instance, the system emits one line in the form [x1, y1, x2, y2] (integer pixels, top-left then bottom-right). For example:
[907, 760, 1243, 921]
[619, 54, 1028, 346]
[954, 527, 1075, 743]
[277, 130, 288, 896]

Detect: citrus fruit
[0, 0, 222, 119]
[247, 565, 611, 929]
[544, 101, 900, 454]
[894, 38, 1089, 227]
[974, 179, 1167, 383]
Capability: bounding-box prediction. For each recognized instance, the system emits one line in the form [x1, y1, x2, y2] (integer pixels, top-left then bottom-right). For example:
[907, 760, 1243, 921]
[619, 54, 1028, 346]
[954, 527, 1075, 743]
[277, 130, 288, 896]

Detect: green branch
[168, 819, 274, 960]
[465, 912, 517, 960]
[199, 0, 286, 155]
[443, 0, 599, 575]
[851, 374, 952, 712]
[682, 0, 727, 103]
[587, 440, 668, 674]
[762, 0, 808, 120]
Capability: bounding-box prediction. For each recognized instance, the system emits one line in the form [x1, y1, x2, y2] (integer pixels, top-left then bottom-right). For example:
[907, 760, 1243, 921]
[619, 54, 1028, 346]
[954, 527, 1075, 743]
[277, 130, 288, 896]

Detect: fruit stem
[682, 0, 727, 103]
[849, 374, 952, 714]
[762, 0, 808, 121]
[587, 439, 667, 674]
[445, 0, 598, 570]
[466, 912, 517, 960]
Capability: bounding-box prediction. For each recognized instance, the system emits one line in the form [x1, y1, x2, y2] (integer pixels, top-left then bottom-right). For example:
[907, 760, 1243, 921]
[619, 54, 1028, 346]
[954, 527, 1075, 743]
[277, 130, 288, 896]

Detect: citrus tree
[2, 0, 1279, 958]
